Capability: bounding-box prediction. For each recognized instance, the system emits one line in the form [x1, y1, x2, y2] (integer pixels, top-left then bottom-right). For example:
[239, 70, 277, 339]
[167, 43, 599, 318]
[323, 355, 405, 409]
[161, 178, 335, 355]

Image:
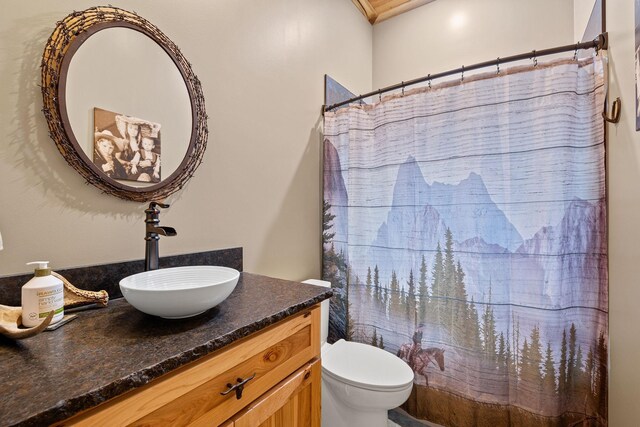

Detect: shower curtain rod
[323, 32, 608, 113]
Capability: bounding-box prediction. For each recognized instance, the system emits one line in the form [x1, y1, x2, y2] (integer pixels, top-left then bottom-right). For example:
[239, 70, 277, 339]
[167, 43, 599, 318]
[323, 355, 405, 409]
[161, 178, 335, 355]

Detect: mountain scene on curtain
[322, 123, 607, 424]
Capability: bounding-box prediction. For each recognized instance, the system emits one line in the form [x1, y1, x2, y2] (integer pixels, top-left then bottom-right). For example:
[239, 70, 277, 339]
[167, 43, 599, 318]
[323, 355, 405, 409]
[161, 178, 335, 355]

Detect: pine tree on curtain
[323, 55, 608, 425]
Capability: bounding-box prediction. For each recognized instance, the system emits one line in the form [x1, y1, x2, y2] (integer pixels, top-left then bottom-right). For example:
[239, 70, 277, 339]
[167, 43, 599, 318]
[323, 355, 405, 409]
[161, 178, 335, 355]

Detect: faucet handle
[148, 201, 170, 211]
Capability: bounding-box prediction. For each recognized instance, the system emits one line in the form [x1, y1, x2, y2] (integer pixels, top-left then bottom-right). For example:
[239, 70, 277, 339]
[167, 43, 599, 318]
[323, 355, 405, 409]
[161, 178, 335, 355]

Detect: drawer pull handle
[303, 311, 311, 318]
[220, 373, 256, 400]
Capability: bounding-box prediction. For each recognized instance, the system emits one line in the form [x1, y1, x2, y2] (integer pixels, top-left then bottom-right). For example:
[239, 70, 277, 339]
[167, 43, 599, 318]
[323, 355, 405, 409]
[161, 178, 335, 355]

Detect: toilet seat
[322, 339, 414, 392]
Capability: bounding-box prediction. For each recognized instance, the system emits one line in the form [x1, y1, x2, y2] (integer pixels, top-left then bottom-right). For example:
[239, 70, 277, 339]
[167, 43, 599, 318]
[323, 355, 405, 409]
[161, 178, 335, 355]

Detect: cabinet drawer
[57, 306, 320, 427]
[232, 359, 321, 427]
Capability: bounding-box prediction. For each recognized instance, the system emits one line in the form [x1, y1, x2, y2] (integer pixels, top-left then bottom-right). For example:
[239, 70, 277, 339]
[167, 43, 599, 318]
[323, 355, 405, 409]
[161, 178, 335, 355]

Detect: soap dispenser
[21, 261, 64, 327]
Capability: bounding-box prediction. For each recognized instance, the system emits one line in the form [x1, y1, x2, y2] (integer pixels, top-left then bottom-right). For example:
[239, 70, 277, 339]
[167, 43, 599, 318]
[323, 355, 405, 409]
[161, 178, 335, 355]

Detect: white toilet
[303, 279, 414, 427]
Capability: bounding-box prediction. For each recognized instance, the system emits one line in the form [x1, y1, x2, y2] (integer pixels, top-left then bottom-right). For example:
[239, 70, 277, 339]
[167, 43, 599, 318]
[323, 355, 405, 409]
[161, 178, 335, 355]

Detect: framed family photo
[93, 107, 162, 183]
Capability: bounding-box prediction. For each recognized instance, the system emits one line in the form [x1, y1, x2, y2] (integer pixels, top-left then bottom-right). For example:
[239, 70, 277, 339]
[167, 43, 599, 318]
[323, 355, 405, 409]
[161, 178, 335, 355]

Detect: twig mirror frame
[41, 6, 208, 202]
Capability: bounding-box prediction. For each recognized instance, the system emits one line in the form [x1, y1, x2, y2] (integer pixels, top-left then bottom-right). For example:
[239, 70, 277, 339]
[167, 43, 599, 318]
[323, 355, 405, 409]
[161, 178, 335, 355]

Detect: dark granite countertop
[0, 273, 332, 427]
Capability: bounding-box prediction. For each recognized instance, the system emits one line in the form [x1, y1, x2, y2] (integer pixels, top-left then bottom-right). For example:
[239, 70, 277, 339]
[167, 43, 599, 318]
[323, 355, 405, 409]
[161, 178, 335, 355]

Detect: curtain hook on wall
[603, 97, 621, 123]
[532, 50, 538, 67]
[496, 57, 500, 74]
[461, 65, 464, 82]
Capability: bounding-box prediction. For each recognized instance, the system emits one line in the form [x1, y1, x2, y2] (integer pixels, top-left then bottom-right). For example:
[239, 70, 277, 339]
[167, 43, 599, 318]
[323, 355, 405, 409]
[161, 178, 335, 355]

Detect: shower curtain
[322, 55, 607, 426]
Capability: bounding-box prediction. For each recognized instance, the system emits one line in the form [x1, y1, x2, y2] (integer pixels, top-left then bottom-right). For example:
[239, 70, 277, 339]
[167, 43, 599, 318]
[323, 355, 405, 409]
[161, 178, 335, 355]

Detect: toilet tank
[302, 279, 330, 345]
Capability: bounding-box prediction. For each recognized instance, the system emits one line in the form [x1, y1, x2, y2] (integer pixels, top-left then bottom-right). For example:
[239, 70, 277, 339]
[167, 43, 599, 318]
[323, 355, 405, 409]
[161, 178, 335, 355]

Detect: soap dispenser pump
[21, 261, 64, 327]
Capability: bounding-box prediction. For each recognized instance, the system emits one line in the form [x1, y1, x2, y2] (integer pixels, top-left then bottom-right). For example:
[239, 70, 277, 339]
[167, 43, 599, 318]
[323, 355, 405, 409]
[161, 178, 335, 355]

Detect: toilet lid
[322, 340, 414, 391]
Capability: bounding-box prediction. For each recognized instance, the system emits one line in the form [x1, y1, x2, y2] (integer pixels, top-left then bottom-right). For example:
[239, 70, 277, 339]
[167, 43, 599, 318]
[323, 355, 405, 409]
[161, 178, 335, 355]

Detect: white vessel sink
[119, 266, 240, 319]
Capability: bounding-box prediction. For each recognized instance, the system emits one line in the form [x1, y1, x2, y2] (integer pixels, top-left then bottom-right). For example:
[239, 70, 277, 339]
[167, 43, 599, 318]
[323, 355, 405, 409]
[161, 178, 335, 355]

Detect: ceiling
[351, 0, 436, 24]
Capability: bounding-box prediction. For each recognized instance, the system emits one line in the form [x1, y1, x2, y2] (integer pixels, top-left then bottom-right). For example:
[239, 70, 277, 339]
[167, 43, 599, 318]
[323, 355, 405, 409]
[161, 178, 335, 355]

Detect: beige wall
[3, 0, 638, 422]
[574, 0, 597, 41]
[372, 0, 640, 424]
[606, 1, 640, 424]
[372, 0, 574, 89]
[0, 1, 372, 279]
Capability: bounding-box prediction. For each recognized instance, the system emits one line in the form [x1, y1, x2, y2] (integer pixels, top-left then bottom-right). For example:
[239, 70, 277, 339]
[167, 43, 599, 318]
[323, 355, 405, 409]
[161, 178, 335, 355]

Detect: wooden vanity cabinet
[56, 305, 321, 427]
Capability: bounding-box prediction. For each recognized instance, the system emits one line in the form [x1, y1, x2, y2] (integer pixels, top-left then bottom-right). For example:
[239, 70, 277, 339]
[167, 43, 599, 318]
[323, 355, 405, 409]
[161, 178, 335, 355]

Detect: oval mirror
[41, 7, 207, 202]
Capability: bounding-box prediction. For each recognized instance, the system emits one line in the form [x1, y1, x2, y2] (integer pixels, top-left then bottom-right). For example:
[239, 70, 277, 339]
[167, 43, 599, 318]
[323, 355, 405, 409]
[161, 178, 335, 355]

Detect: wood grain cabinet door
[232, 359, 321, 427]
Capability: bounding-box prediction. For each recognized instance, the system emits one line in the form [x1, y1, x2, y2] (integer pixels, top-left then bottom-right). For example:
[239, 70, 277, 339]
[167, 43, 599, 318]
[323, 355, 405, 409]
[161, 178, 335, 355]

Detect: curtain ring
[461, 65, 464, 82]
[401, 81, 405, 96]
[496, 57, 500, 74]
[428, 74, 432, 89]
[574, 43, 579, 61]
[532, 50, 538, 67]
[378, 90, 382, 102]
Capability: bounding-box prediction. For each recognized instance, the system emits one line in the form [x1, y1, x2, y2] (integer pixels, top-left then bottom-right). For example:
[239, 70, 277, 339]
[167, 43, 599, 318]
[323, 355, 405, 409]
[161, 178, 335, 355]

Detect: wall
[605, 1, 640, 424]
[4, 1, 637, 422]
[372, 0, 574, 89]
[0, 0, 372, 279]
[574, 0, 597, 41]
[371, 0, 640, 424]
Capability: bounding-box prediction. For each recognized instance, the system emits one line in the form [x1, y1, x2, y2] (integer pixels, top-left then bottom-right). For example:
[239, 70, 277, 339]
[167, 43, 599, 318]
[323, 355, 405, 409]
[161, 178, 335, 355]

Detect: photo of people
[94, 129, 127, 179]
[93, 107, 162, 183]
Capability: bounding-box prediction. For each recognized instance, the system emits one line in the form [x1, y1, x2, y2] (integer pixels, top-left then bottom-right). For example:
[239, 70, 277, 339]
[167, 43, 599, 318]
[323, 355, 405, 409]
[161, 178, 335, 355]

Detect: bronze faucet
[144, 202, 177, 271]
